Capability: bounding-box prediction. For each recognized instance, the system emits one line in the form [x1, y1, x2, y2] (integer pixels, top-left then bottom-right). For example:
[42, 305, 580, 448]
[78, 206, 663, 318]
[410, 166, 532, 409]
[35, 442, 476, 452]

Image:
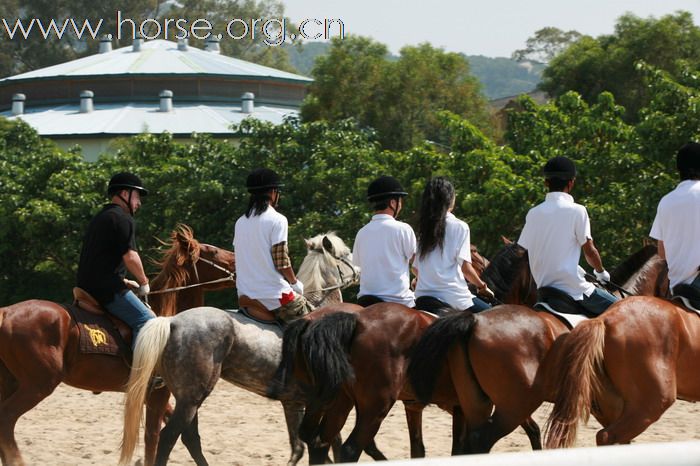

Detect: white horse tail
[119, 317, 172, 466]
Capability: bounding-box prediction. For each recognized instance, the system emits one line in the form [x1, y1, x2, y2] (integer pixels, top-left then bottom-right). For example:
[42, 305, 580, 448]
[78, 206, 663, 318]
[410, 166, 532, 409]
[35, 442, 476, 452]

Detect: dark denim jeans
[105, 290, 155, 349]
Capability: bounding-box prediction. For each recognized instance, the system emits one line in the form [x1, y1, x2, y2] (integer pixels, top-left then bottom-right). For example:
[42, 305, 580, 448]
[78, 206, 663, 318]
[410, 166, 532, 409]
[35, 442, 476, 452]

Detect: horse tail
[408, 311, 476, 404]
[301, 312, 358, 403]
[119, 317, 172, 466]
[267, 317, 312, 399]
[544, 318, 606, 449]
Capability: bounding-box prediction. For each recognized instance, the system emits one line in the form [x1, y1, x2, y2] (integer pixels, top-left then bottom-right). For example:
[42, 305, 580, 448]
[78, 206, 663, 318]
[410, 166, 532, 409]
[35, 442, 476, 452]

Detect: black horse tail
[301, 312, 358, 403]
[268, 317, 312, 399]
[408, 311, 476, 404]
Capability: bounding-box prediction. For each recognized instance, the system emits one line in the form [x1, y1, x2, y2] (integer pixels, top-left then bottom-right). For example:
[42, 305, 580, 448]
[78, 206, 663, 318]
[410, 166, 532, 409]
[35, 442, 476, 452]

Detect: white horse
[119, 233, 368, 466]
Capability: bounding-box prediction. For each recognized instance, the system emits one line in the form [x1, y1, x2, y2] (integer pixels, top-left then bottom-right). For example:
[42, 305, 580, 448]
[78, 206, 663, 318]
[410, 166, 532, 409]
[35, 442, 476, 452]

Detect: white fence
[339, 441, 700, 466]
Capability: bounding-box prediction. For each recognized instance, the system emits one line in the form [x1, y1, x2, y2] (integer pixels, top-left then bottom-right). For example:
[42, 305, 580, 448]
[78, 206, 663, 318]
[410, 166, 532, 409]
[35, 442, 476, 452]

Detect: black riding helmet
[108, 172, 149, 196]
[367, 176, 408, 202]
[677, 142, 700, 179]
[542, 156, 577, 180]
[246, 168, 284, 193]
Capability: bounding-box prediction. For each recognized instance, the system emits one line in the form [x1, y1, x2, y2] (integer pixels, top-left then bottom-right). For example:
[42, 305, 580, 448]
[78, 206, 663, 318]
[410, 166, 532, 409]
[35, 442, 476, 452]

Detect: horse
[267, 242, 549, 464]
[276, 240, 667, 464]
[0, 224, 236, 466]
[119, 232, 362, 466]
[542, 285, 700, 448]
[408, 242, 669, 455]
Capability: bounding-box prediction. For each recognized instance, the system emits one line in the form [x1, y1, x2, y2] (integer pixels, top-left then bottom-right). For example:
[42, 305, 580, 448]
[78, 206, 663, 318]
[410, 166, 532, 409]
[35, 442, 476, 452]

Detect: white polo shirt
[233, 206, 293, 310]
[353, 214, 416, 307]
[649, 180, 700, 288]
[517, 192, 596, 300]
[414, 213, 475, 310]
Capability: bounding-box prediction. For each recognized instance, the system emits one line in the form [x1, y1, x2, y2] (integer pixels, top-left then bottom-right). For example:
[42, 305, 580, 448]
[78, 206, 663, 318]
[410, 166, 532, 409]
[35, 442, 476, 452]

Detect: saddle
[414, 296, 456, 317]
[238, 295, 277, 324]
[534, 286, 594, 329]
[70, 287, 132, 353]
[671, 284, 700, 313]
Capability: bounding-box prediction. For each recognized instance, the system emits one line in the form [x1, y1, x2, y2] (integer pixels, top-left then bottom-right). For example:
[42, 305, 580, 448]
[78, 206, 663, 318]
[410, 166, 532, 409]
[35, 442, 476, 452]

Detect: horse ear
[322, 236, 335, 255]
[501, 236, 513, 245]
[305, 238, 313, 249]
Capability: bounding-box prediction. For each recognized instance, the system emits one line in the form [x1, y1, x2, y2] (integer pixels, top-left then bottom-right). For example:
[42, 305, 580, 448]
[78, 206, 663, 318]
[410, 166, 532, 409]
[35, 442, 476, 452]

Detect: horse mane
[481, 242, 529, 301]
[149, 224, 202, 316]
[297, 232, 350, 296]
[610, 244, 657, 290]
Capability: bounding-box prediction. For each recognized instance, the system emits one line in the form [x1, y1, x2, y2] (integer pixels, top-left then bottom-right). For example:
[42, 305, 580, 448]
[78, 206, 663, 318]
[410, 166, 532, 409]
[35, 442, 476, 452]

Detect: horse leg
[309, 395, 354, 465]
[451, 406, 468, 455]
[520, 416, 542, 450]
[144, 388, 172, 466]
[281, 401, 305, 466]
[180, 411, 208, 466]
[340, 395, 396, 463]
[155, 401, 204, 466]
[403, 400, 425, 458]
[362, 438, 387, 461]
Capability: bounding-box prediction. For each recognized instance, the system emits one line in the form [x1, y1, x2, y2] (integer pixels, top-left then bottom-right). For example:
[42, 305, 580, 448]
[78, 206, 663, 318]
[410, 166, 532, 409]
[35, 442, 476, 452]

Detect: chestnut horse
[0, 224, 235, 466]
[268, 242, 548, 463]
[409, 242, 668, 455]
[543, 295, 700, 448]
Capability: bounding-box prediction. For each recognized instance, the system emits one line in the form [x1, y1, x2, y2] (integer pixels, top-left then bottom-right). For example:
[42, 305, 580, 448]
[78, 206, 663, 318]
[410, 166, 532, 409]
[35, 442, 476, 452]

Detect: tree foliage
[512, 27, 582, 63]
[301, 36, 493, 151]
[540, 11, 700, 119]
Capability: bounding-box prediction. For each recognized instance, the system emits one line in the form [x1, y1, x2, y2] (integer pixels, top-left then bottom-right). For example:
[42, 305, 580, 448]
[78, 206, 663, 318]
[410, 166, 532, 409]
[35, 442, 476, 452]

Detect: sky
[282, 0, 700, 58]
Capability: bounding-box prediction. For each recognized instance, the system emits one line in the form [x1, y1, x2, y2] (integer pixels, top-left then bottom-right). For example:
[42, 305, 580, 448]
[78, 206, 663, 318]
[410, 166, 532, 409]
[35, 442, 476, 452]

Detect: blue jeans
[105, 290, 155, 349]
[579, 287, 619, 316]
[466, 297, 492, 313]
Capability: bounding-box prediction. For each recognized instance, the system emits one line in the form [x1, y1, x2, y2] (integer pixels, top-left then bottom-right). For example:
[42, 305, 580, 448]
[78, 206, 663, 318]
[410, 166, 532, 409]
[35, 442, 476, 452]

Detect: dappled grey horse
[119, 233, 364, 466]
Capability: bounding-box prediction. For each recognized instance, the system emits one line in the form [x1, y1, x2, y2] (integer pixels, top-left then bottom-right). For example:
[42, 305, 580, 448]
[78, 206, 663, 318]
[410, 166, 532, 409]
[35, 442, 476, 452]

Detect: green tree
[512, 27, 582, 63]
[540, 11, 700, 119]
[302, 36, 492, 151]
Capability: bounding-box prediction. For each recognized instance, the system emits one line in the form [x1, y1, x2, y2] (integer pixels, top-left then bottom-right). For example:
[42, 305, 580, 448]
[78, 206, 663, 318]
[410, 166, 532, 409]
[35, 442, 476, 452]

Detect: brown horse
[409, 242, 669, 455]
[543, 294, 700, 448]
[269, 242, 547, 463]
[0, 224, 235, 466]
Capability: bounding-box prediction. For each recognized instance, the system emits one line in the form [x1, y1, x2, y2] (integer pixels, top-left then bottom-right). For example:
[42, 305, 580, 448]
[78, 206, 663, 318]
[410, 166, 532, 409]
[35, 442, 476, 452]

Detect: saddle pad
[673, 296, 700, 315]
[534, 302, 589, 329]
[63, 304, 129, 356]
[225, 309, 283, 329]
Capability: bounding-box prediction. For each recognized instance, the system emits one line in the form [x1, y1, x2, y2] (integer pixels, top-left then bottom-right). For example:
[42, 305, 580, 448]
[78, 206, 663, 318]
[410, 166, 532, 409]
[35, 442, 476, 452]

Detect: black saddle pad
[415, 296, 455, 317]
[536, 287, 593, 316]
[672, 284, 700, 309]
[63, 304, 130, 356]
[357, 295, 385, 307]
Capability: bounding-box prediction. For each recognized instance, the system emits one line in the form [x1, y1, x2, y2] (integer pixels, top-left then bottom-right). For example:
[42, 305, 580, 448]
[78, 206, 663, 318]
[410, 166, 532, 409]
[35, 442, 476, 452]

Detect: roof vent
[99, 35, 112, 53]
[159, 90, 173, 112]
[177, 37, 188, 51]
[11, 93, 26, 116]
[241, 92, 255, 114]
[205, 36, 220, 54]
[80, 90, 94, 113]
[132, 34, 143, 52]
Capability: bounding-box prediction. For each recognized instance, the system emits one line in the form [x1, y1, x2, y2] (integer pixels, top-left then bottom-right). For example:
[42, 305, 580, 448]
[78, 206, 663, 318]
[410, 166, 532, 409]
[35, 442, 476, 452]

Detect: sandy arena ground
[14, 381, 700, 465]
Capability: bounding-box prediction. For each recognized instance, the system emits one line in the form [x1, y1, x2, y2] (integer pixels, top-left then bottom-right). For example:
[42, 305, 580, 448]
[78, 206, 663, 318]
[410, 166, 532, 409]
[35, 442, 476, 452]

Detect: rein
[148, 256, 236, 295]
[584, 272, 633, 298]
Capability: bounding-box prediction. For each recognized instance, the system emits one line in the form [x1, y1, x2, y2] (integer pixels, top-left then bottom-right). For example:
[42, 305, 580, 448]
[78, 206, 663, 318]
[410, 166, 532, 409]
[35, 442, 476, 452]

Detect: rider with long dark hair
[413, 177, 494, 315]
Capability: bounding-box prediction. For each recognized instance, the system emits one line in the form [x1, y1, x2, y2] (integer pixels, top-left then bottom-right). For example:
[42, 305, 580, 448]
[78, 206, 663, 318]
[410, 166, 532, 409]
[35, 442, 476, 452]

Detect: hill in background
[284, 42, 544, 100]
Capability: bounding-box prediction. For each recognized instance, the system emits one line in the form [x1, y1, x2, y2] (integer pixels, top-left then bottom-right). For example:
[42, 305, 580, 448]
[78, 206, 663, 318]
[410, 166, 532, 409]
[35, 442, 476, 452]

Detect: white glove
[290, 280, 304, 297]
[136, 283, 150, 297]
[594, 269, 610, 284]
[477, 284, 496, 301]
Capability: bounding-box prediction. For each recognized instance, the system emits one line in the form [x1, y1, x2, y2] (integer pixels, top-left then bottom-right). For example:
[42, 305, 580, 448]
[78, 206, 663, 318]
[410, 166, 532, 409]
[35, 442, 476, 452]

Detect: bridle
[303, 248, 359, 301]
[148, 250, 236, 295]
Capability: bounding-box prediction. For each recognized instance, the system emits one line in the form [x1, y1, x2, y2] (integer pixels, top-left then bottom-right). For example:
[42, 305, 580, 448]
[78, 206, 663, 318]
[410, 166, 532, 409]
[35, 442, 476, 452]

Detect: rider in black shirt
[77, 172, 154, 346]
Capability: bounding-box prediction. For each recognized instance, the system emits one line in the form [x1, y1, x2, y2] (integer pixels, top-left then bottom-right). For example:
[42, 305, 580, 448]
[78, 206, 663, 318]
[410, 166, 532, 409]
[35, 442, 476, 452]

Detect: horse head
[150, 224, 236, 316]
[482, 241, 536, 306]
[298, 232, 359, 307]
